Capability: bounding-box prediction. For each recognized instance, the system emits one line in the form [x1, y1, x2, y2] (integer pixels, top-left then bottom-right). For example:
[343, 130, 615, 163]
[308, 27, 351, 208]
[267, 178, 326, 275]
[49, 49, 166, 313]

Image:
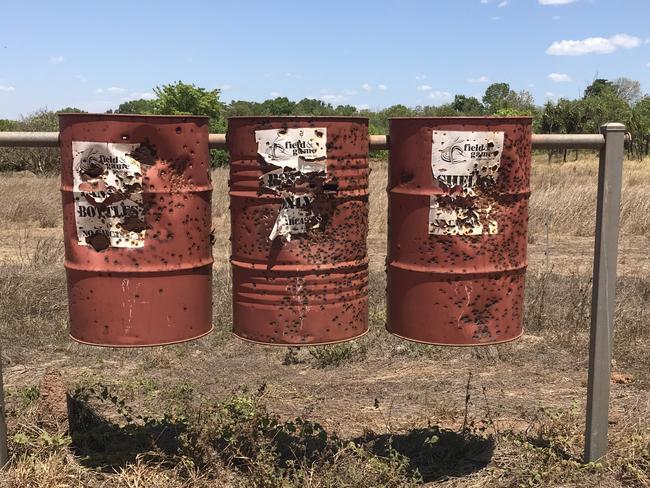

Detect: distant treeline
[1, 78, 648, 173]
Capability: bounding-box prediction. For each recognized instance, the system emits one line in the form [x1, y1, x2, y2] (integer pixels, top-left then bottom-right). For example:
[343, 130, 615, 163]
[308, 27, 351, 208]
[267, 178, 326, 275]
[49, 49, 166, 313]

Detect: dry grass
[0, 155, 649, 487]
[1, 155, 648, 239]
[0, 174, 60, 229]
[528, 155, 650, 238]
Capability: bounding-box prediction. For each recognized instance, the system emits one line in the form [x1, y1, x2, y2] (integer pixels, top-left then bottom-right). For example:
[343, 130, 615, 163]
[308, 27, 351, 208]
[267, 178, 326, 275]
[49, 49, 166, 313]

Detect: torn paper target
[72, 141, 146, 250]
[429, 194, 498, 236]
[431, 130, 504, 188]
[256, 128, 329, 241]
[429, 131, 503, 236]
[269, 195, 320, 241]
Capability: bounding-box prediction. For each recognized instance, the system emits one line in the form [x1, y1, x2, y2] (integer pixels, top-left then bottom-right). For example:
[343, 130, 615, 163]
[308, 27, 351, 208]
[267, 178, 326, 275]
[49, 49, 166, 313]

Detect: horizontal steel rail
[0, 131, 607, 150]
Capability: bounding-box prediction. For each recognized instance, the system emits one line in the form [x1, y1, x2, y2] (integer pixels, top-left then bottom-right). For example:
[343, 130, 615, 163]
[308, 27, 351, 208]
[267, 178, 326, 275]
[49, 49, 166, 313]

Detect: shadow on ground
[68, 394, 186, 470]
[355, 427, 495, 482]
[67, 393, 494, 482]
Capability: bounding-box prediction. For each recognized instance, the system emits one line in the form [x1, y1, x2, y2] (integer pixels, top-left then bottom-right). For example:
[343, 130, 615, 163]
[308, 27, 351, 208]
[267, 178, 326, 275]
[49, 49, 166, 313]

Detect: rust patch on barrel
[387, 117, 532, 345]
[229, 117, 369, 345]
[59, 113, 213, 347]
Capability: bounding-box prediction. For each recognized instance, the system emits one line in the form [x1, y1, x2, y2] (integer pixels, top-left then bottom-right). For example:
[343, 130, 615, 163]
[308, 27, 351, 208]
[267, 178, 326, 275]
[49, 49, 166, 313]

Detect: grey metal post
[584, 122, 625, 463]
[0, 348, 8, 467]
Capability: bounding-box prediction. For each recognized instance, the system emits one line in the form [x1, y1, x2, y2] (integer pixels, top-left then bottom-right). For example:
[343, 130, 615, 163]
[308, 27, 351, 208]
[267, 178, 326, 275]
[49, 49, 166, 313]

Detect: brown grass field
[0, 154, 647, 487]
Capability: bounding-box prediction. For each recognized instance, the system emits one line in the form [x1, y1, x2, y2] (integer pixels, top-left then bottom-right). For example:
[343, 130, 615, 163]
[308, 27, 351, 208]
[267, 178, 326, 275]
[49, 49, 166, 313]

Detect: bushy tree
[116, 98, 157, 114]
[0, 109, 59, 173]
[628, 96, 650, 158]
[153, 81, 228, 166]
[55, 107, 87, 114]
[613, 77, 642, 106]
[452, 95, 484, 115]
[482, 83, 511, 113]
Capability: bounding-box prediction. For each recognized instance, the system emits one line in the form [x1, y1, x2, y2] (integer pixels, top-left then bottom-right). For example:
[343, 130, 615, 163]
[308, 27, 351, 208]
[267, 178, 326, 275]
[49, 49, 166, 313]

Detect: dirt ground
[0, 159, 647, 486]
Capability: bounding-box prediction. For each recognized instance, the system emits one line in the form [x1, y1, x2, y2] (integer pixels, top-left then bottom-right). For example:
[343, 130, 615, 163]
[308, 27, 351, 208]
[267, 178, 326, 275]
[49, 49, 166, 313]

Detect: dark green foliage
[1, 77, 647, 173]
[115, 98, 157, 114]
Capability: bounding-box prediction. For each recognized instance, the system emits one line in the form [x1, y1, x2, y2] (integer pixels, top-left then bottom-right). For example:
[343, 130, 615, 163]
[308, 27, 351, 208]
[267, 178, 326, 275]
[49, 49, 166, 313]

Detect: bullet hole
[400, 171, 414, 184]
[128, 140, 157, 166]
[87, 232, 110, 252]
[121, 215, 147, 233]
[175, 127, 182, 134]
[79, 158, 104, 178]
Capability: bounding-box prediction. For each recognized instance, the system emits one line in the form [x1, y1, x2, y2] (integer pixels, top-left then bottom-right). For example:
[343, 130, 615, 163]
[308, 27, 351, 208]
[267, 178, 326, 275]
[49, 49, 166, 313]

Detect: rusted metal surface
[387, 117, 532, 345]
[228, 116, 369, 345]
[59, 114, 213, 347]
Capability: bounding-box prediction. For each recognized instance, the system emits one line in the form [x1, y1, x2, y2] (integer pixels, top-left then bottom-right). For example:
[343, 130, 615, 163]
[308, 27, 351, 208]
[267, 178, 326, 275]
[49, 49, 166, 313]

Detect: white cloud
[647, 62, 650, 67]
[428, 91, 452, 101]
[0, 85, 15, 92]
[377, 84, 387, 91]
[417, 84, 433, 91]
[123, 91, 155, 101]
[74, 75, 88, 83]
[321, 94, 345, 103]
[270, 91, 281, 97]
[95, 88, 104, 94]
[107, 86, 125, 94]
[544, 91, 557, 98]
[415, 74, 427, 80]
[219, 84, 232, 91]
[355, 104, 370, 111]
[263, 73, 273, 78]
[468, 75, 490, 83]
[548, 72, 572, 82]
[361, 83, 372, 91]
[539, 0, 578, 4]
[498, 1, 508, 7]
[547, 34, 641, 55]
[552, 15, 561, 20]
[480, 0, 488, 3]
[528, 83, 536, 87]
[610, 33, 642, 49]
[491, 16, 501, 20]
[48, 56, 64, 64]
[320, 89, 354, 104]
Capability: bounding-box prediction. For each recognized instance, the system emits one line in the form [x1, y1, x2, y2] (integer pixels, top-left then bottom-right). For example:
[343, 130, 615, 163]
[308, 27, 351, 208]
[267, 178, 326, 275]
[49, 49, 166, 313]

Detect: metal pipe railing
[0, 126, 623, 468]
[0, 131, 608, 150]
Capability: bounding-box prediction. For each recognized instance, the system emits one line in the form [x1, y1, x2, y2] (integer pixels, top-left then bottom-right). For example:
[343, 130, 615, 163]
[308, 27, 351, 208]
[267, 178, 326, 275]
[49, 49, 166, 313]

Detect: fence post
[584, 122, 625, 463]
[0, 347, 8, 467]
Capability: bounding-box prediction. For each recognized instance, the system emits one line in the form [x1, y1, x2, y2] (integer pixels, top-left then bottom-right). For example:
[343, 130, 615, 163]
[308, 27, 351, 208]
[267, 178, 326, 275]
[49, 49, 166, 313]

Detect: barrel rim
[69, 326, 214, 348]
[57, 113, 210, 121]
[388, 116, 533, 122]
[228, 115, 369, 122]
[232, 328, 369, 347]
[385, 329, 524, 347]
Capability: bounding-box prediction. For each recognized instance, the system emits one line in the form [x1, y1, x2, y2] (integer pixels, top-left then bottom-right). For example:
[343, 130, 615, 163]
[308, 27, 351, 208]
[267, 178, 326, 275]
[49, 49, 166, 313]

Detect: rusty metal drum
[59, 114, 213, 347]
[387, 117, 532, 345]
[228, 116, 369, 345]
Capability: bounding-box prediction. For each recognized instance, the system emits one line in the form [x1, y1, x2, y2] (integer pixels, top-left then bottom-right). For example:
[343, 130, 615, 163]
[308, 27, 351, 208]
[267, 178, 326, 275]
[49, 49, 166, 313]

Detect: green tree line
[1, 78, 648, 173]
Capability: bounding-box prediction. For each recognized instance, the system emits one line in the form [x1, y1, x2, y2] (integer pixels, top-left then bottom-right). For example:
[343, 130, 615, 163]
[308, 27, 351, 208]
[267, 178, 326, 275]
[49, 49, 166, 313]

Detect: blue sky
[0, 0, 648, 118]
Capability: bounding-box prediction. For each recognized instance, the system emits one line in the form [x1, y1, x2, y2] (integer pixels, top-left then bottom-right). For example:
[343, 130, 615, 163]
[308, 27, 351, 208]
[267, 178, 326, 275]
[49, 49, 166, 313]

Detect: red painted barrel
[228, 117, 369, 345]
[387, 117, 532, 345]
[59, 114, 213, 347]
